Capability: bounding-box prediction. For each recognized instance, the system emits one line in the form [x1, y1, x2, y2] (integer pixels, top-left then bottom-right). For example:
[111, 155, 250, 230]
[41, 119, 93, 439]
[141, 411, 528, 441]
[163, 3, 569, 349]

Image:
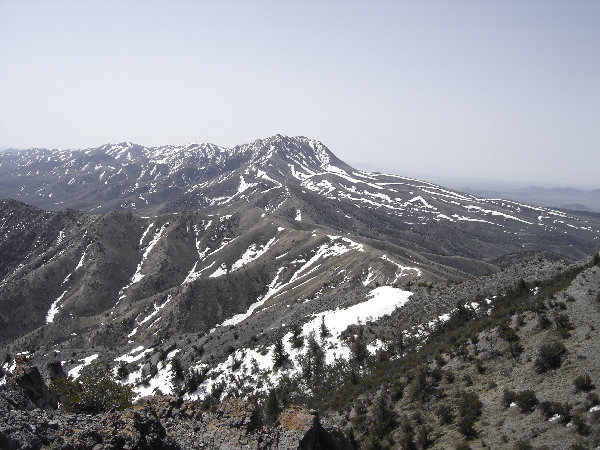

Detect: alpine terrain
[1, 135, 599, 449]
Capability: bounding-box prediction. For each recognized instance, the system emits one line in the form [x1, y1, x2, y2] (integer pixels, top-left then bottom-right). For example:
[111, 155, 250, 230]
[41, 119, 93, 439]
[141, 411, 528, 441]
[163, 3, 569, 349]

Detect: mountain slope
[1, 136, 600, 448]
[2, 135, 599, 262]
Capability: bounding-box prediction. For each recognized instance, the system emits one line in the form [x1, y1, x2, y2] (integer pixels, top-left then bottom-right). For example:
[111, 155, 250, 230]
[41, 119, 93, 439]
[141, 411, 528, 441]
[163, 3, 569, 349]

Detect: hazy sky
[0, 1, 598, 188]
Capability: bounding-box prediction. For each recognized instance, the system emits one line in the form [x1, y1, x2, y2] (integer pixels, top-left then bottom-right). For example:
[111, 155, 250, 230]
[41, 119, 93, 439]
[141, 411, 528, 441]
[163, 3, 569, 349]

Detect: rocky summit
[0, 136, 599, 449]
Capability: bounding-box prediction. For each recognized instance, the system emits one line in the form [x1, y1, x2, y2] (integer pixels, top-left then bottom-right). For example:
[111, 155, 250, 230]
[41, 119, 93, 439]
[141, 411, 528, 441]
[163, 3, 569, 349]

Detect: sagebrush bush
[502, 389, 517, 408]
[516, 390, 538, 413]
[51, 364, 134, 414]
[436, 403, 454, 424]
[574, 374, 595, 392]
[534, 341, 566, 373]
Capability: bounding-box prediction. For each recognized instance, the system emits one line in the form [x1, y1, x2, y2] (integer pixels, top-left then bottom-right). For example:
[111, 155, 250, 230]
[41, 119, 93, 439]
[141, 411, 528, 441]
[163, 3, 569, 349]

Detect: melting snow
[68, 354, 99, 379]
[190, 286, 412, 400]
[230, 236, 278, 272]
[46, 290, 67, 323]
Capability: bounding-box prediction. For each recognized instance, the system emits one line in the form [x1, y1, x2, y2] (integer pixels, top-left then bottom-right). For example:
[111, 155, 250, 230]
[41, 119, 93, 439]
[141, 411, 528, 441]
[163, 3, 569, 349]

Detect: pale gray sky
[0, 0, 598, 188]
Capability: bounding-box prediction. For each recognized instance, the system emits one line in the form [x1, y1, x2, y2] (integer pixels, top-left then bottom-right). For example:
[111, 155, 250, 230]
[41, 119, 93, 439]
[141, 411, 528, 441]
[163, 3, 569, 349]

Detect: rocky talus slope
[0, 356, 352, 449]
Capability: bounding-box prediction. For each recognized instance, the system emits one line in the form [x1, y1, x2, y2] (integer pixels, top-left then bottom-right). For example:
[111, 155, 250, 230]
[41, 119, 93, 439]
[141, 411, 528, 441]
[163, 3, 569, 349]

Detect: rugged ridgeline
[1, 136, 600, 448]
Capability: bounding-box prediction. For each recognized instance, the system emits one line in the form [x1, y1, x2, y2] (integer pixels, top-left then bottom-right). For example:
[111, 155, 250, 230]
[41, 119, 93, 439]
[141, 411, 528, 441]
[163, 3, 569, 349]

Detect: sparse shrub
[508, 341, 524, 357]
[300, 332, 324, 379]
[512, 439, 533, 450]
[541, 401, 573, 424]
[319, 316, 330, 339]
[158, 348, 167, 361]
[499, 323, 519, 342]
[263, 389, 280, 425]
[399, 414, 413, 433]
[457, 391, 482, 438]
[184, 368, 203, 393]
[431, 366, 444, 383]
[415, 424, 433, 449]
[516, 390, 538, 413]
[51, 364, 134, 414]
[537, 313, 552, 329]
[574, 374, 595, 392]
[459, 391, 482, 418]
[289, 323, 304, 349]
[554, 312, 573, 338]
[272, 337, 289, 370]
[398, 431, 417, 450]
[572, 413, 590, 436]
[435, 353, 446, 367]
[350, 329, 368, 365]
[585, 392, 600, 409]
[371, 390, 396, 438]
[170, 356, 184, 385]
[436, 403, 454, 424]
[116, 362, 129, 380]
[534, 341, 566, 373]
[411, 366, 431, 402]
[559, 402, 573, 424]
[502, 389, 517, 408]
[463, 373, 473, 386]
[457, 414, 477, 439]
[474, 358, 485, 374]
[539, 401, 558, 419]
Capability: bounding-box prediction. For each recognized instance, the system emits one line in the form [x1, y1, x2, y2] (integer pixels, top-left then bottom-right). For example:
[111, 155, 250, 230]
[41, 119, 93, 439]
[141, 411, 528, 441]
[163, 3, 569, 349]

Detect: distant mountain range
[460, 185, 600, 214]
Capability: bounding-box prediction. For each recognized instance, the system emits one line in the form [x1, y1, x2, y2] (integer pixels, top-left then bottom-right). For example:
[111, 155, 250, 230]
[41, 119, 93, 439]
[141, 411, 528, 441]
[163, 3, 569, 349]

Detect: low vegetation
[51, 364, 134, 414]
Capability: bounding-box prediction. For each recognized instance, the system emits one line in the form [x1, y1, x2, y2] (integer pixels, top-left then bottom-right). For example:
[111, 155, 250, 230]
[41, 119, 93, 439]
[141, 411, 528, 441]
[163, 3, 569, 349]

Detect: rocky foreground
[0, 357, 352, 449]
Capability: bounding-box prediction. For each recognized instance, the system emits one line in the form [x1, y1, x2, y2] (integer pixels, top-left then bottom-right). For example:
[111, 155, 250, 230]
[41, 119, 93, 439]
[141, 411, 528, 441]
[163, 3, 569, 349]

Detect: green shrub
[457, 391, 482, 438]
[539, 401, 559, 419]
[51, 364, 134, 414]
[499, 323, 519, 342]
[398, 431, 417, 450]
[459, 391, 482, 418]
[415, 424, 433, 449]
[457, 414, 477, 438]
[585, 392, 600, 409]
[539, 400, 572, 423]
[455, 443, 471, 450]
[371, 391, 396, 438]
[263, 389, 280, 425]
[272, 337, 289, 369]
[574, 374, 595, 392]
[554, 313, 574, 338]
[436, 403, 454, 424]
[516, 390, 538, 413]
[534, 341, 566, 373]
[572, 413, 590, 436]
[289, 323, 304, 349]
[512, 439, 533, 450]
[116, 362, 129, 380]
[537, 313, 552, 329]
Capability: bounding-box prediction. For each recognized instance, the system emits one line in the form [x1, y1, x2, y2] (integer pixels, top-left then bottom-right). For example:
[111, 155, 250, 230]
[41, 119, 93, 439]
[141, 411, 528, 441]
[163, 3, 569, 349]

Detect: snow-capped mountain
[1, 135, 599, 418]
[1, 135, 598, 259]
